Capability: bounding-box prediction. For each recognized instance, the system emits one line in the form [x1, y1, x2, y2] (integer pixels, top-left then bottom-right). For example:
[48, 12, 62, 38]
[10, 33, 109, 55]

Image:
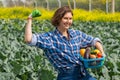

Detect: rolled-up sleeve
[91, 38, 102, 46]
[28, 34, 37, 46]
[27, 33, 52, 49]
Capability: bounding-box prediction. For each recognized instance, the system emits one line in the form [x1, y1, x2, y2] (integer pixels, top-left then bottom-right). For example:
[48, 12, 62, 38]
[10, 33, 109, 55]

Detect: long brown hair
[51, 6, 73, 27]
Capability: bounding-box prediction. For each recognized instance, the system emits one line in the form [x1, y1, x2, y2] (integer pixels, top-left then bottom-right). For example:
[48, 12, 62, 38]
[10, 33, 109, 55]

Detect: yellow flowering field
[73, 9, 120, 22]
[0, 7, 120, 22]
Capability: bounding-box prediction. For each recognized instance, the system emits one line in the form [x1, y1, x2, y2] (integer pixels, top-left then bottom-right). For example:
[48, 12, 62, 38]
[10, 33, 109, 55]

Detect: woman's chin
[64, 26, 70, 29]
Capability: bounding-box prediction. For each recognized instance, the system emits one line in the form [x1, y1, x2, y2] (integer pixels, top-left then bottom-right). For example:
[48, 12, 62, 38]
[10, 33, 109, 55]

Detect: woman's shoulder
[69, 29, 83, 35]
[33, 31, 53, 39]
[41, 31, 54, 38]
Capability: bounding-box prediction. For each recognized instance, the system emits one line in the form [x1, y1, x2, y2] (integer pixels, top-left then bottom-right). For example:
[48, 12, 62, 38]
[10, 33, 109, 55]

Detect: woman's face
[58, 12, 73, 30]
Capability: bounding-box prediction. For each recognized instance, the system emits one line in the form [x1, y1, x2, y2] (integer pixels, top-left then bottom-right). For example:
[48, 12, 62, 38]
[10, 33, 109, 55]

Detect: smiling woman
[56, 12, 73, 39]
[51, 6, 73, 39]
[24, 6, 105, 80]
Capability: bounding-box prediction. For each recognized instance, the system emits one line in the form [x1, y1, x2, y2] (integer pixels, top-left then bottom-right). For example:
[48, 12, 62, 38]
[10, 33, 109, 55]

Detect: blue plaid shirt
[29, 29, 101, 71]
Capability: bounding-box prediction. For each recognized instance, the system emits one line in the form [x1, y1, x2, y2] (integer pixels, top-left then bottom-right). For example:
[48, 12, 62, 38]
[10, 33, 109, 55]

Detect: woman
[25, 6, 105, 80]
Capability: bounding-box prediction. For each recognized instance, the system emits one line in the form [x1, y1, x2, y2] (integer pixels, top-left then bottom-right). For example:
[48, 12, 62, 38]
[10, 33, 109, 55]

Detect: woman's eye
[63, 17, 72, 20]
[63, 17, 68, 19]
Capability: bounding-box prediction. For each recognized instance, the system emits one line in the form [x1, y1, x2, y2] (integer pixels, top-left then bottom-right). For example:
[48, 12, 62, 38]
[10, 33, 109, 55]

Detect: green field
[0, 5, 120, 80]
[0, 19, 120, 80]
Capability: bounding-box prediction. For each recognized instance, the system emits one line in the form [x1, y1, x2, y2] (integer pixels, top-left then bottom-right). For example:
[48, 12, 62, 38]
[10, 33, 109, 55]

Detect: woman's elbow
[24, 37, 32, 43]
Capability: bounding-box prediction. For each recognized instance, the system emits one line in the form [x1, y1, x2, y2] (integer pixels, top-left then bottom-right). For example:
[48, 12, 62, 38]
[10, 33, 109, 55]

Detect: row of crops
[0, 19, 120, 80]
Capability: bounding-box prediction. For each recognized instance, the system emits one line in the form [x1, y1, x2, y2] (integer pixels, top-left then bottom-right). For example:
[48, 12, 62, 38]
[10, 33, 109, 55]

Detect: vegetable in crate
[91, 49, 103, 58]
[84, 47, 91, 59]
[80, 48, 100, 59]
[89, 54, 96, 59]
[80, 48, 86, 57]
[80, 48, 105, 67]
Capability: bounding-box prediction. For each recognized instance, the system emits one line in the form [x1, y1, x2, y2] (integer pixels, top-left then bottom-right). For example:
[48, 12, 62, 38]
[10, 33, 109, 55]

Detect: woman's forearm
[95, 41, 106, 56]
[24, 19, 32, 43]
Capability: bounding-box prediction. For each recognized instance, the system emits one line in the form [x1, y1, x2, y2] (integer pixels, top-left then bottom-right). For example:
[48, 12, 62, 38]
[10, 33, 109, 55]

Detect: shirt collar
[68, 29, 74, 38]
[54, 28, 73, 39]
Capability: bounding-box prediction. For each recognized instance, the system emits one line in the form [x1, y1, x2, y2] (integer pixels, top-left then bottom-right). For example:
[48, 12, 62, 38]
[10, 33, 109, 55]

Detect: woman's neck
[57, 27, 69, 39]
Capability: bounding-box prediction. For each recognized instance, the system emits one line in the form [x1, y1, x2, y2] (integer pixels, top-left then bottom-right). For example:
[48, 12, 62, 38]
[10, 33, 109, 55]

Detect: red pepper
[97, 53, 102, 58]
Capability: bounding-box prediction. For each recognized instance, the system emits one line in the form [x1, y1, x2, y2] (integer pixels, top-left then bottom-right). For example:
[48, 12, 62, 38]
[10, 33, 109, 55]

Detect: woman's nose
[67, 19, 71, 22]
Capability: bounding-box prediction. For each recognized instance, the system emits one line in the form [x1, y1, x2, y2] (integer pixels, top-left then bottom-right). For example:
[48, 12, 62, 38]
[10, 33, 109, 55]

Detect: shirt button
[76, 61, 79, 64]
[66, 67, 70, 69]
